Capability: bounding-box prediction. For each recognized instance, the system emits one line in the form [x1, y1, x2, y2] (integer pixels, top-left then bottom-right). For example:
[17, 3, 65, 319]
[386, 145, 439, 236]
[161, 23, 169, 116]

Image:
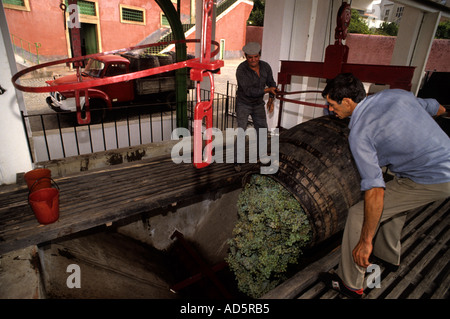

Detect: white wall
[32, 117, 176, 162]
[262, 0, 343, 129]
[391, 6, 441, 94]
[0, 4, 32, 185]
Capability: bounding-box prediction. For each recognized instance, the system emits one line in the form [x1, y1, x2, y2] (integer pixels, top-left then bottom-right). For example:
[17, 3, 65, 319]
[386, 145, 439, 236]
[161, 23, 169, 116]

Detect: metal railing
[146, 0, 239, 55]
[217, 0, 239, 17]
[11, 34, 41, 64]
[22, 84, 238, 163]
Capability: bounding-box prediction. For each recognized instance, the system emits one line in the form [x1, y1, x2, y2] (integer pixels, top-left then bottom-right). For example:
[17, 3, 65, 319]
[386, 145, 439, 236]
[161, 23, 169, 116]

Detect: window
[120, 4, 146, 25]
[84, 59, 105, 78]
[2, 0, 30, 11]
[161, 14, 170, 27]
[105, 64, 127, 77]
[77, 0, 96, 16]
[64, 0, 96, 16]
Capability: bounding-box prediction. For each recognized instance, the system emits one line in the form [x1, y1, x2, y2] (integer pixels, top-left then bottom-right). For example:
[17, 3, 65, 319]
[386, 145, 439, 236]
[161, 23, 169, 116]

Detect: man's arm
[352, 187, 384, 268]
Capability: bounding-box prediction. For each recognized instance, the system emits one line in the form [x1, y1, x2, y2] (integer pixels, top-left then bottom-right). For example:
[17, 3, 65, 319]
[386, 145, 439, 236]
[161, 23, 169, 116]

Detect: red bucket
[28, 178, 60, 225]
[24, 168, 52, 192]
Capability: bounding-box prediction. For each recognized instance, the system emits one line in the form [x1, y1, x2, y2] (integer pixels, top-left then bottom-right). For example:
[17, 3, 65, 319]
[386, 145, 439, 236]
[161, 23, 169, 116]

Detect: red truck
[46, 53, 194, 121]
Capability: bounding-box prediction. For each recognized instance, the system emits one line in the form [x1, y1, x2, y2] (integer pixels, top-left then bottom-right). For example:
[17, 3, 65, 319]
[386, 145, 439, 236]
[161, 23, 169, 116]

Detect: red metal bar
[193, 71, 214, 168]
[276, 90, 327, 108]
[11, 39, 221, 93]
[341, 63, 415, 90]
[200, 0, 213, 64]
[278, 60, 414, 91]
[192, 0, 223, 169]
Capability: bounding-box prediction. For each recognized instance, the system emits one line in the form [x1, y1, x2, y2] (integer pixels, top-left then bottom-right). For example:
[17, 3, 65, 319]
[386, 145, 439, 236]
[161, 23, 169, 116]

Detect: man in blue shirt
[321, 73, 450, 298]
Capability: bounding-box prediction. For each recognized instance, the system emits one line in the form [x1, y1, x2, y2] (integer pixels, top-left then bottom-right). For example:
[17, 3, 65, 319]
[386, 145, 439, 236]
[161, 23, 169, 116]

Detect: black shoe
[371, 256, 400, 273]
[319, 272, 363, 299]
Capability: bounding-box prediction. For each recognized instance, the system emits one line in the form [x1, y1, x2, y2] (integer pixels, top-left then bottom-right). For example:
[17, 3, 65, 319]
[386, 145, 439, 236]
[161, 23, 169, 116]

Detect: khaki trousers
[337, 177, 450, 289]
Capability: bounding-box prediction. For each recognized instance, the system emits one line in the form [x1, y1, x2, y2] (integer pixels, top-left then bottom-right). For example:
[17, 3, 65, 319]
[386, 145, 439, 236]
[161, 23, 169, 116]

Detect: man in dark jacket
[234, 42, 278, 170]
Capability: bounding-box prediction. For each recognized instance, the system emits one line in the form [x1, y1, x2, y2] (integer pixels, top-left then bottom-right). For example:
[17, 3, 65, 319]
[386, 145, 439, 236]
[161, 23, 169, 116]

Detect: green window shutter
[122, 7, 144, 23]
[78, 0, 96, 16]
[64, 0, 96, 16]
[161, 14, 169, 26]
[3, 0, 25, 6]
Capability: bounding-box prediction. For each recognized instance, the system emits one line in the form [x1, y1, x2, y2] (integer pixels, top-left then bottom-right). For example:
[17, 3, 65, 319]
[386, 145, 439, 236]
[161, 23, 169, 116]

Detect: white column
[263, 0, 339, 128]
[0, 4, 33, 185]
[391, 6, 441, 94]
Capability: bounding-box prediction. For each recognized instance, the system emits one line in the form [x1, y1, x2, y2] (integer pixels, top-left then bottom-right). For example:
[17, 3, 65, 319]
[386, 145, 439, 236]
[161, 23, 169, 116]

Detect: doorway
[69, 22, 98, 58]
[80, 22, 98, 56]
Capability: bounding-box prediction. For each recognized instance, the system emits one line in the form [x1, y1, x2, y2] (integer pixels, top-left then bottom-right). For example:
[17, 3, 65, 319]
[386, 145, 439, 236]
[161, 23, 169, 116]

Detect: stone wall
[346, 34, 450, 72]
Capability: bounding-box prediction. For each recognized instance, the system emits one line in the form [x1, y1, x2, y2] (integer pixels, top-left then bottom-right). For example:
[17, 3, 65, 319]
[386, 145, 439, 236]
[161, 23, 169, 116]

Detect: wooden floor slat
[0, 156, 255, 255]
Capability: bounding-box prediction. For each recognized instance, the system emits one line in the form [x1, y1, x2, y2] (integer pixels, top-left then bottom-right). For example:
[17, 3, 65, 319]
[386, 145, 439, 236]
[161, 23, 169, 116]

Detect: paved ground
[214, 58, 242, 94]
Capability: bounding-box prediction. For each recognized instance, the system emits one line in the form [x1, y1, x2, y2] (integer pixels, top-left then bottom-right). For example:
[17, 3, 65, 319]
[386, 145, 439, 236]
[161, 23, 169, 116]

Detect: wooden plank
[430, 268, 450, 299]
[297, 282, 327, 299]
[0, 157, 254, 254]
[366, 205, 449, 299]
[385, 225, 450, 298]
[401, 200, 450, 252]
[261, 247, 341, 299]
[319, 287, 340, 299]
[407, 247, 450, 299]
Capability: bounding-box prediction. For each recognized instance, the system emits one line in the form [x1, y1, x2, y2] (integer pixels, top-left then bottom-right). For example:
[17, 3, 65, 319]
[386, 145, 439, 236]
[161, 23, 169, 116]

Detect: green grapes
[227, 174, 312, 298]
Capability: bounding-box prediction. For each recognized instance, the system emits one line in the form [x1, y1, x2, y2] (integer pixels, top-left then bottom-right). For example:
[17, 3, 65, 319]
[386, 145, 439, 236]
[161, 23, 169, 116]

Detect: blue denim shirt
[348, 89, 450, 191]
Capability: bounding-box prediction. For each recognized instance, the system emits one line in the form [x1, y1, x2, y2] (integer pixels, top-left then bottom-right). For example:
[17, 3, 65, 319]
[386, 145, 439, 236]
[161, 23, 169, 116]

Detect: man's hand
[436, 104, 449, 118]
[353, 240, 373, 268]
[353, 187, 384, 268]
[267, 97, 274, 113]
[265, 87, 278, 96]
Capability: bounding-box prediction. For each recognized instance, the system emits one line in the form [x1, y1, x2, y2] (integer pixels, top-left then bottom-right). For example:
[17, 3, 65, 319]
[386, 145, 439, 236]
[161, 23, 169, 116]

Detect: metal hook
[193, 71, 215, 168]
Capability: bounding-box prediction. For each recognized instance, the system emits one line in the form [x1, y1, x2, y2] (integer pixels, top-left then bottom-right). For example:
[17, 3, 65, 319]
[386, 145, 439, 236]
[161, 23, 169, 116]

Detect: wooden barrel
[246, 116, 363, 246]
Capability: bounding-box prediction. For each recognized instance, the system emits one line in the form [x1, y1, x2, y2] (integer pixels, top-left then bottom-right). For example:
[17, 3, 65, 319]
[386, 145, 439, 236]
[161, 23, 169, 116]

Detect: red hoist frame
[11, 0, 223, 169]
[276, 1, 416, 128]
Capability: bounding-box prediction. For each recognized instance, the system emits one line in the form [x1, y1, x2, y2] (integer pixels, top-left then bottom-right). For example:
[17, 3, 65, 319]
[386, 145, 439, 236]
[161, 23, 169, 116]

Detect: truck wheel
[85, 99, 107, 124]
[165, 92, 177, 110]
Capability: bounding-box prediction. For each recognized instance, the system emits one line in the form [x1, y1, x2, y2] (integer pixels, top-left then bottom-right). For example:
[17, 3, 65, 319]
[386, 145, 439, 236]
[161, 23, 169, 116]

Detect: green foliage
[436, 20, 450, 39]
[348, 9, 371, 34]
[227, 174, 311, 298]
[349, 10, 398, 36]
[247, 0, 265, 26]
[374, 21, 398, 36]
